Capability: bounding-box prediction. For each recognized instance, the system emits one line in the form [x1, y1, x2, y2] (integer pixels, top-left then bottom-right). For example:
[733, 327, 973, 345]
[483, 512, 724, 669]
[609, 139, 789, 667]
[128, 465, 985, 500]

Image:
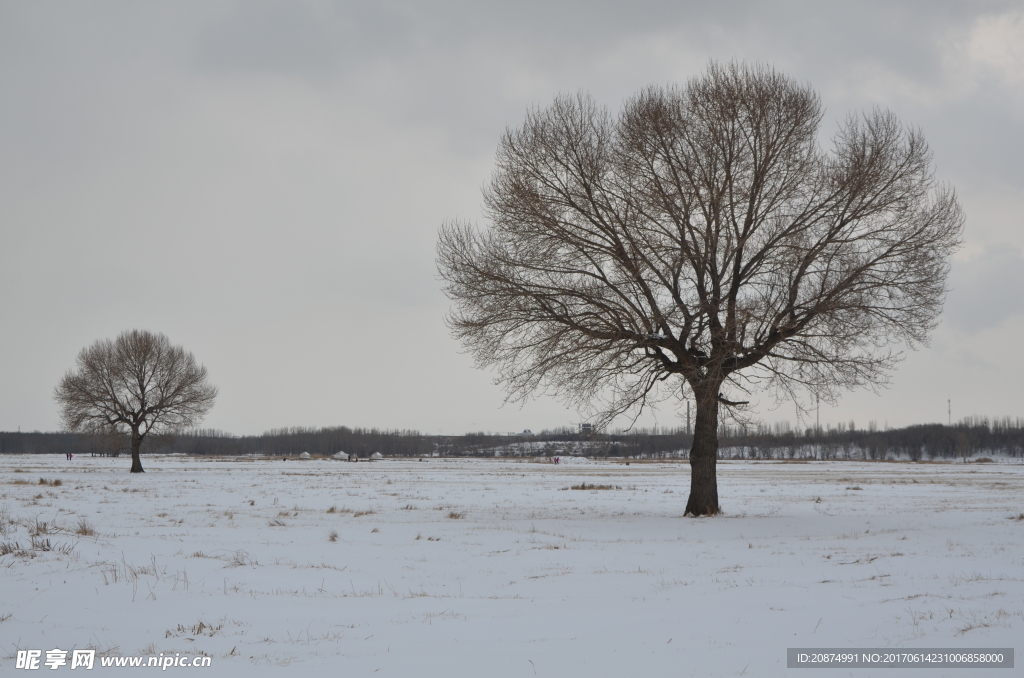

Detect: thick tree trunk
[685, 381, 721, 516]
[130, 428, 145, 473]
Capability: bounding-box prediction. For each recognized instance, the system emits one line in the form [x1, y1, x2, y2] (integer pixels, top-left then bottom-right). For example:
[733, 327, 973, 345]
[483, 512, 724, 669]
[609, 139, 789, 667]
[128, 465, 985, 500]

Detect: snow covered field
[2, 455, 1021, 677]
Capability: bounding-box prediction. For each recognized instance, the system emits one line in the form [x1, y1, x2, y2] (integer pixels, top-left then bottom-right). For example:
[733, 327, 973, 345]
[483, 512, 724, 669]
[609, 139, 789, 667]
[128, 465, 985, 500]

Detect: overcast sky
[2, 1, 1023, 436]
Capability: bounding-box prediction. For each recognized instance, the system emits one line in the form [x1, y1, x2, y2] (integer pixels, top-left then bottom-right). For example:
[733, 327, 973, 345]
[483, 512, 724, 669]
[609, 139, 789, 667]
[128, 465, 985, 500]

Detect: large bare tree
[437, 62, 963, 515]
[55, 330, 217, 473]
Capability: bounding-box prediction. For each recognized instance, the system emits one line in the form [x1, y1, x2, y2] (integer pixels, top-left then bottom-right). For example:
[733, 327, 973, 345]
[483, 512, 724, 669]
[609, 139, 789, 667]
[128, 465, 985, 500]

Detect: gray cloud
[194, 2, 416, 77]
[2, 1, 1023, 434]
[946, 246, 1024, 330]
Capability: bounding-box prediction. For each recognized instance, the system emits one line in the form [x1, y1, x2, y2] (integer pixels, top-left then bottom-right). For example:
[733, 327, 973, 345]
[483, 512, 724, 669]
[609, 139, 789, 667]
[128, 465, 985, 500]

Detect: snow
[2, 455, 1022, 676]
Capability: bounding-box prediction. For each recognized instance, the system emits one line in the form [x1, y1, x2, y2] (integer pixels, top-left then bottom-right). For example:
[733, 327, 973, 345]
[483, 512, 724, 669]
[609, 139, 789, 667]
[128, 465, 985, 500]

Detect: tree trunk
[130, 428, 145, 473]
[685, 381, 721, 516]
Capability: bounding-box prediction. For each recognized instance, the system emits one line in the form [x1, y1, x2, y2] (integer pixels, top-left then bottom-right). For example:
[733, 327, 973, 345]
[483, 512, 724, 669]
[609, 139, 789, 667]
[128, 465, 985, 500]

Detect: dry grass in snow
[0, 455, 1022, 677]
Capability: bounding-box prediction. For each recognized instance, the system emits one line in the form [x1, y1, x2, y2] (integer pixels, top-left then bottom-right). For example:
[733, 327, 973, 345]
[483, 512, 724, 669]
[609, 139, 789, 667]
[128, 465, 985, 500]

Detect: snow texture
[1, 455, 1022, 677]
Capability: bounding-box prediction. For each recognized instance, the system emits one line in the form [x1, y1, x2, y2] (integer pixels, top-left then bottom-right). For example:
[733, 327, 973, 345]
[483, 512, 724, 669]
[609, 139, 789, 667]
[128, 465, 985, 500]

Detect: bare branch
[437, 61, 963, 514]
[54, 330, 217, 473]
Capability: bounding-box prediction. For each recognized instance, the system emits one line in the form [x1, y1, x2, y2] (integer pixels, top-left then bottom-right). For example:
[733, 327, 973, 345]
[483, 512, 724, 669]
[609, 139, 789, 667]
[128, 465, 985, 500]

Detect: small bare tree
[437, 62, 963, 515]
[54, 330, 217, 473]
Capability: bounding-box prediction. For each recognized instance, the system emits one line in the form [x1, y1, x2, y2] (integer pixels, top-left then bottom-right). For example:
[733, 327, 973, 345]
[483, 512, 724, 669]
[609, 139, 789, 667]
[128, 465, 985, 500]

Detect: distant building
[579, 423, 593, 434]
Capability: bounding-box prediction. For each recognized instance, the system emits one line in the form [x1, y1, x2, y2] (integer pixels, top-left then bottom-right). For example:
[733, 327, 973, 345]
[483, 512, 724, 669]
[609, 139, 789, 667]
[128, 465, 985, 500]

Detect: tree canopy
[438, 62, 963, 514]
[55, 330, 217, 473]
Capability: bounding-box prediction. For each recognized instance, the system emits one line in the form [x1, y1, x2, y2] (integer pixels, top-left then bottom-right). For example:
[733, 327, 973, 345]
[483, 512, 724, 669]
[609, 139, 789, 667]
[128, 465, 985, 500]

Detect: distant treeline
[716, 417, 1024, 460]
[2, 417, 1023, 459]
[172, 427, 435, 457]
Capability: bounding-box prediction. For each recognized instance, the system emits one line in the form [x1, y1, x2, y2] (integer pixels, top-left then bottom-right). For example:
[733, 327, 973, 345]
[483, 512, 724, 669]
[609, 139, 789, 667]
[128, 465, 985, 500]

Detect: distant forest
[2, 417, 1024, 460]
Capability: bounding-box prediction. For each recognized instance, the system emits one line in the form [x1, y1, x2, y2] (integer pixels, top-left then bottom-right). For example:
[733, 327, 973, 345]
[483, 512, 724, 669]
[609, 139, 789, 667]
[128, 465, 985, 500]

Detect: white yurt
[298, 451, 311, 460]
[371, 452, 384, 461]
[332, 451, 347, 460]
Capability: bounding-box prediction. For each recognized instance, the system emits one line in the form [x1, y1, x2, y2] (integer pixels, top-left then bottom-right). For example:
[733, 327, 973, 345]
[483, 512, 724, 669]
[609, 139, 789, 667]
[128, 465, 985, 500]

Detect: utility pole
[687, 401, 691, 437]
[948, 398, 951, 426]
[816, 394, 820, 433]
